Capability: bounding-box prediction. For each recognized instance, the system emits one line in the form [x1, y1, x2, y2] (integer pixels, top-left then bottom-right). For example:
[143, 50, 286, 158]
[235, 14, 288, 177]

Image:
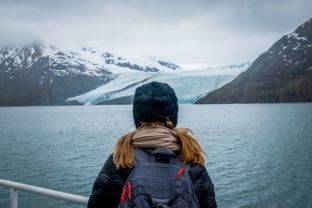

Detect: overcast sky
[0, 0, 311, 68]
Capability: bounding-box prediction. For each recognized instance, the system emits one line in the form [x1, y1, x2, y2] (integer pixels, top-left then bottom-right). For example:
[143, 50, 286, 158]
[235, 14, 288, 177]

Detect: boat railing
[0, 178, 88, 208]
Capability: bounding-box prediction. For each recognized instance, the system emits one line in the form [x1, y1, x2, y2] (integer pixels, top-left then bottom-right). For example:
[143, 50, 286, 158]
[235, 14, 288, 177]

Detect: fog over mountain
[1, 0, 312, 67]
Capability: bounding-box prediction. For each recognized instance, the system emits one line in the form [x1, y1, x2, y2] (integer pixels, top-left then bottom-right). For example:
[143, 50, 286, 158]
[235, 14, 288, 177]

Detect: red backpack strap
[127, 181, 132, 200]
[176, 163, 191, 179]
[120, 183, 127, 204]
[176, 166, 185, 179]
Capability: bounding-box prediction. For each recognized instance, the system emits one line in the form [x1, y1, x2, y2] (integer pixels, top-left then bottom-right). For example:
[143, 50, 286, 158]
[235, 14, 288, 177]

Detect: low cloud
[0, 0, 311, 67]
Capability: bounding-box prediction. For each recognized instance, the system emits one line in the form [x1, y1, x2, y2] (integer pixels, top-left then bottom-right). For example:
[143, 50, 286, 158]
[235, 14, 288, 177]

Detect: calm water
[0, 104, 312, 208]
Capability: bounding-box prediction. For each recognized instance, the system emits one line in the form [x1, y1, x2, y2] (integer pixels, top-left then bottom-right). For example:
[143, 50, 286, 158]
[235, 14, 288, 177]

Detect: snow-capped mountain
[0, 44, 180, 105]
[101, 52, 180, 72]
[79, 46, 181, 73]
[197, 18, 312, 103]
[0, 44, 112, 77]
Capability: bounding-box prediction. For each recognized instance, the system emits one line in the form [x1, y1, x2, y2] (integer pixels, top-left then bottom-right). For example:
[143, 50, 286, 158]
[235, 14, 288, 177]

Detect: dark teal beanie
[133, 81, 178, 128]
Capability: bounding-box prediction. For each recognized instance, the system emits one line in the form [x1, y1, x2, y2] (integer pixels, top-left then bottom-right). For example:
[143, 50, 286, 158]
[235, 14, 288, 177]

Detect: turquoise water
[0, 104, 312, 208]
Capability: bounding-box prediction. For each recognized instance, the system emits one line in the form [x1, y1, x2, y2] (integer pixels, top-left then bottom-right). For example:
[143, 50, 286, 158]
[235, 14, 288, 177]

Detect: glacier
[66, 66, 247, 105]
[0, 43, 250, 106]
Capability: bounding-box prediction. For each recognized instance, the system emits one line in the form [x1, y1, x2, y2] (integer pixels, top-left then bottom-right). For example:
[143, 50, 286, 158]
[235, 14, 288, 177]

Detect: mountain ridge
[0, 44, 180, 105]
[196, 18, 312, 104]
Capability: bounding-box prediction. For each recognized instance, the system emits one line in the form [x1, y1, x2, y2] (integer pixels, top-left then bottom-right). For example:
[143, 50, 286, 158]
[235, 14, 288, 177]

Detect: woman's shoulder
[188, 163, 212, 184]
[188, 163, 205, 174]
[99, 153, 133, 182]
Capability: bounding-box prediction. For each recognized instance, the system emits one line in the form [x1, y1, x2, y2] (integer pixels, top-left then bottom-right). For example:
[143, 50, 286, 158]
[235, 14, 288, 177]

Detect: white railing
[0, 179, 88, 208]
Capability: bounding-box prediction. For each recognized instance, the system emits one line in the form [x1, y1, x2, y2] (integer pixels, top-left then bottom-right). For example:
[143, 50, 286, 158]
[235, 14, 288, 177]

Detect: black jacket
[88, 153, 217, 208]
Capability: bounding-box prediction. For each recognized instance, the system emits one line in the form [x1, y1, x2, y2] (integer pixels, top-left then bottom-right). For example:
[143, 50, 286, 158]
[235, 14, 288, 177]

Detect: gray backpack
[118, 147, 200, 208]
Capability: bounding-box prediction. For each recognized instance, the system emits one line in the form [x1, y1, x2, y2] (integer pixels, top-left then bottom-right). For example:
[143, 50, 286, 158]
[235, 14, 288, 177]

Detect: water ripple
[0, 104, 311, 208]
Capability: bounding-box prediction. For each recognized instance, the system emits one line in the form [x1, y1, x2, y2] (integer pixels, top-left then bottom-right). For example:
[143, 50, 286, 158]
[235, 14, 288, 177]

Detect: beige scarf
[132, 125, 181, 151]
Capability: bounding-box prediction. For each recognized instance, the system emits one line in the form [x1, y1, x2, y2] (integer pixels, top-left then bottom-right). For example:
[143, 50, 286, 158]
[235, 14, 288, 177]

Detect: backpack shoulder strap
[184, 163, 191, 173]
[133, 148, 150, 166]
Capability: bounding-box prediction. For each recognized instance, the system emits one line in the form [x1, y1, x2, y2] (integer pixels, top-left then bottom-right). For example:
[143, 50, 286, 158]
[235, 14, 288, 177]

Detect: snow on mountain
[66, 65, 248, 105]
[0, 44, 111, 78]
[0, 44, 181, 77]
[78, 47, 181, 73]
[0, 43, 181, 105]
[0, 44, 113, 105]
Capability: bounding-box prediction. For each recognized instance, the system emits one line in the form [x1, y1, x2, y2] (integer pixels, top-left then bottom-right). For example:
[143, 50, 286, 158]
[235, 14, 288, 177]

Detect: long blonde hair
[113, 121, 206, 169]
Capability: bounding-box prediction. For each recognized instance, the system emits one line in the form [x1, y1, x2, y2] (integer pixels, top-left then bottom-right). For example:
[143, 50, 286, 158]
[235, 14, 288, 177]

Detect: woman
[88, 81, 217, 208]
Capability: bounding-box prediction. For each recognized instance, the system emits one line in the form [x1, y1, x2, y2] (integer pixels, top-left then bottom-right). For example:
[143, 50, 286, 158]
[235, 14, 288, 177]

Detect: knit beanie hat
[133, 81, 178, 128]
